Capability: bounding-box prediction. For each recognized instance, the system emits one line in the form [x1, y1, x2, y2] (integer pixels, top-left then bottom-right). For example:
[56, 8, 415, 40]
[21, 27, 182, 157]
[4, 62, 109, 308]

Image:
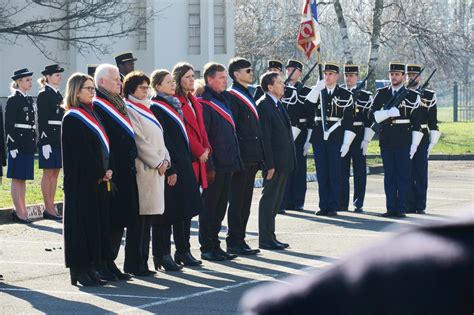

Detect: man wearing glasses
[226, 57, 264, 256]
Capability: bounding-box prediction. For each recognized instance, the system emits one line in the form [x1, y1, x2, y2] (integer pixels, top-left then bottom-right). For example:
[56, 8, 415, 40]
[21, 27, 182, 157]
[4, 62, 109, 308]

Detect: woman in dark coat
[37, 64, 65, 220]
[150, 69, 203, 271]
[62, 73, 112, 286]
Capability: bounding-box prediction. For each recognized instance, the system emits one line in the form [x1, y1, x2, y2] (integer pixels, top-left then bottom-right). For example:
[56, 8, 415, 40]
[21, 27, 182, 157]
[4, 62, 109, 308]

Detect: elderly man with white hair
[92, 64, 139, 281]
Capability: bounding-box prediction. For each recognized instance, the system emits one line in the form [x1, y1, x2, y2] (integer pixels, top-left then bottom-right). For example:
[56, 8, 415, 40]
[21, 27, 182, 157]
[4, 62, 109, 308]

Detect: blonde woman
[37, 64, 65, 220]
[5, 68, 36, 224]
[62, 73, 112, 286]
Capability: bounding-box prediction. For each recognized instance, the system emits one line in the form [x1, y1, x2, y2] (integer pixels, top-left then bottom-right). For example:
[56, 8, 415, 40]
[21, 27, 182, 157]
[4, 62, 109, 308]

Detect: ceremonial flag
[297, 0, 321, 59]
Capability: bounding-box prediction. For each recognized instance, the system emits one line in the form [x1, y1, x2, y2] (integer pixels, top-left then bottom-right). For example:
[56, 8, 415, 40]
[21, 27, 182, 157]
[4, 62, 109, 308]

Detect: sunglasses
[242, 68, 253, 73]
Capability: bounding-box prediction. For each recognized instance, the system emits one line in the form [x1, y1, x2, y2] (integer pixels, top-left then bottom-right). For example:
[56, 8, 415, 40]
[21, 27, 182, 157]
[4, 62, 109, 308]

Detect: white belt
[315, 117, 340, 122]
[48, 120, 62, 125]
[14, 123, 35, 129]
[353, 121, 363, 126]
[420, 124, 428, 129]
[299, 118, 307, 123]
[392, 119, 410, 124]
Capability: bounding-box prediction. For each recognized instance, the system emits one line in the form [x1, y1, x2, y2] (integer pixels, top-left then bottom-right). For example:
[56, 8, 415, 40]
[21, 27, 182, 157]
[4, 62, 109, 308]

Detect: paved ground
[1, 161, 473, 314]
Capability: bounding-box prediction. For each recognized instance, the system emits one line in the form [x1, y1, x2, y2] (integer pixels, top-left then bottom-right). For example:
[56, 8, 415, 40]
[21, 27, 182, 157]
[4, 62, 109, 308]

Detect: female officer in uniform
[5, 68, 36, 224]
[37, 64, 65, 220]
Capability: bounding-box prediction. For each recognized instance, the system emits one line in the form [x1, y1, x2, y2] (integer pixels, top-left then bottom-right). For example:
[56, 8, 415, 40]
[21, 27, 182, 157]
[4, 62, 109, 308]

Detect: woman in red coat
[173, 63, 211, 190]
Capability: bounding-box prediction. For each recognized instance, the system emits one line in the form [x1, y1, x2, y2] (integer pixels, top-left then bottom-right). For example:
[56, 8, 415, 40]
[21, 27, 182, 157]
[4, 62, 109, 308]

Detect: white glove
[409, 131, 424, 159]
[306, 80, 326, 103]
[360, 128, 375, 156]
[340, 130, 356, 157]
[10, 149, 18, 159]
[388, 107, 400, 117]
[427, 130, 441, 158]
[42, 144, 52, 160]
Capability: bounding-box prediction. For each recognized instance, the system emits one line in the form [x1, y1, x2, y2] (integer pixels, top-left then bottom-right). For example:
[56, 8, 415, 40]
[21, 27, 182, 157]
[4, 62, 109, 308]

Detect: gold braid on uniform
[97, 86, 128, 116]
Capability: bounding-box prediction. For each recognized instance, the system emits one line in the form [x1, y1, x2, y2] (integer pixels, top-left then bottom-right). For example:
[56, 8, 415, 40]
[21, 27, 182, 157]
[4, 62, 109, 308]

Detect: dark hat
[286, 59, 303, 71]
[41, 64, 64, 76]
[389, 62, 405, 73]
[344, 64, 359, 74]
[115, 52, 137, 65]
[87, 64, 99, 77]
[406, 64, 422, 74]
[228, 57, 252, 80]
[268, 60, 283, 71]
[11, 68, 33, 80]
[324, 62, 339, 73]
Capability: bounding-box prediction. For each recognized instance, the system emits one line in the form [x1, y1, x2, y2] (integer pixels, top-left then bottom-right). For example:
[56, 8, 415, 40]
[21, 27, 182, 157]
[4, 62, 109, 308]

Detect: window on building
[188, 0, 201, 55]
[214, 0, 226, 54]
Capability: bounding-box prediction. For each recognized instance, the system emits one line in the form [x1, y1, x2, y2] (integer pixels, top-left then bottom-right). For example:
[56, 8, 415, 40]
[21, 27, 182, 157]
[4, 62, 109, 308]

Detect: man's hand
[199, 149, 210, 163]
[158, 160, 168, 176]
[266, 168, 275, 180]
[167, 174, 177, 186]
[102, 169, 113, 182]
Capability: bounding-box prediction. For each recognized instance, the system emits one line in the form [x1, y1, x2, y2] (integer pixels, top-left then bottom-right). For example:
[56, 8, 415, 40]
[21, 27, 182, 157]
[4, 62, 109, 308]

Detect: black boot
[107, 260, 132, 280]
[154, 254, 183, 271]
[70, 268, 98, 287]
[174, 252, 202, 266]
[87, 268, 108, 286]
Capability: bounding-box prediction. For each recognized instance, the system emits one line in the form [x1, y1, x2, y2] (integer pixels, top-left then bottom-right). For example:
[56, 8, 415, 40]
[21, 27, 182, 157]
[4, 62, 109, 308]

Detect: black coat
[37, 85, 64, 148]
[62, 104, 110, 269]
[150, 95, 202, 225]
[369, 86, 422, 148]
[200, 86, 242, 173]
[93, 90, 139, 228]
[347, 87, 373, 144]
[418, 87, 439, 147]
[241, 217, 474, 315]
[257, 94, 296, 172]
[0, 107, 6, 176]
[227, 82, 265, 164]
[307, 85, 355, 145]
[282, 82, 312, 145]
[5, 91, 36, 153]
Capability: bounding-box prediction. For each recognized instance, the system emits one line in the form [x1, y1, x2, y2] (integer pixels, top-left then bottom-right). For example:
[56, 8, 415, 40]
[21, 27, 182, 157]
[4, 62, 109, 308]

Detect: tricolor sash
[228, 86, 259, 120]
[126, 100, 163, 131]
[198, 98, 236, 130]
[64, 108, 110, 155]
[93, 97, 135, 139]
[150, 99, 189, 147]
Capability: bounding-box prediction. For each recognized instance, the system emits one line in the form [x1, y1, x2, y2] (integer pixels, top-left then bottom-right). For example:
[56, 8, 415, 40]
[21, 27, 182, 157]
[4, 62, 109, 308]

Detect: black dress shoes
[201, 251, 226, 261]
[259, 241, 286, 250]
[278, 209, 286, 214]
[382, 211, 406, 218]
[43, 210, 62, 221]
[354, 208, 364, 213]
[107, 261, 132, 280]
[315, 210, 337, 216]
[215, 247, 237, 260]
[274, 239, 289, 248]
[227, 244, 260, 256]
[417, 209, 426, 214]
[154, 254, 183, 271]
[70, 268, 99, 287]
[11, 211, 32, 224]
[175, 252, 202, 266]
[129, 269, 156, 277]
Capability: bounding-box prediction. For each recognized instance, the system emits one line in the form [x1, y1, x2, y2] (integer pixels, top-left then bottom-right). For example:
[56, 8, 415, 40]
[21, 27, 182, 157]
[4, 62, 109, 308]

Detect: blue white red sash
[150, 99, 189, 146]
[64, 108, 110, 155]
[198, 98, 236, 130]
[126, 100, 163, 131]
[228, 86, 259, 120]
[93, 97, 135, 139]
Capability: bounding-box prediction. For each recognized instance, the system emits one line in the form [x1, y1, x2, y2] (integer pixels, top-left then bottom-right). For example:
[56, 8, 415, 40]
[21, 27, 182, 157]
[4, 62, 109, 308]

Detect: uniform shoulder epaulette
[377, 86, 390, 92]
[337, 86, 353, 97]
[360, 89, 373, 95]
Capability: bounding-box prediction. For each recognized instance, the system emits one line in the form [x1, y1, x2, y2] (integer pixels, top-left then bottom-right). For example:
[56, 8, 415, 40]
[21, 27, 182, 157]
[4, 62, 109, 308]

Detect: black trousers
[152, 219, 192, 257]
[227, 163, 259, 246]
[199, 171, 233, 253]
[123, 215, 153, 273]
[258, 170, 290, 243]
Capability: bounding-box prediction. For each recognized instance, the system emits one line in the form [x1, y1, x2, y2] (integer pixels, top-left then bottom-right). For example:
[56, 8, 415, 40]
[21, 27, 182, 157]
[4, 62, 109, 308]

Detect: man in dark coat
[198, 62, 242, 261]
[257, 71, 296, 250]
[226, 57, 265, 256]
[93, 64, 139, 281]
[115, 52, 137, 81]
[240, 215, 474, 315]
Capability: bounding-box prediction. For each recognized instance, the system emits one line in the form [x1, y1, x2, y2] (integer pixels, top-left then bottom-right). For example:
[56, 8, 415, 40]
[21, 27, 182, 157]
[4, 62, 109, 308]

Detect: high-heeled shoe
[153, 254, 182, 271]
[11, 211, 32, 224]
[43, 210, 63, 221]
[70, 269, 99, 286]
[175, 252, 202, 266]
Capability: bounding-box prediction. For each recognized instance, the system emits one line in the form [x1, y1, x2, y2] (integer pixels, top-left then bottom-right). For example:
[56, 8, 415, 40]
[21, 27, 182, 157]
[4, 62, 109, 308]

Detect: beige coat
[126, 96, 170, 215]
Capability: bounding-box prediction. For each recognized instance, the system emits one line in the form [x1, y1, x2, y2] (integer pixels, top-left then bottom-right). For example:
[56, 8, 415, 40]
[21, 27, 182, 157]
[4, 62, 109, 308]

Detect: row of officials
[4, 52, 440, 287]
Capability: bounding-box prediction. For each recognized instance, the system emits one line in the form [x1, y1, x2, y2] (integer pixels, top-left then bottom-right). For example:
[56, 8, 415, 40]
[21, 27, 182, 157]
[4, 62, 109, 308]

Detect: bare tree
[0, 0, 160, 60]
[333, 0, 353, 63]
[366, 0, 384, 90]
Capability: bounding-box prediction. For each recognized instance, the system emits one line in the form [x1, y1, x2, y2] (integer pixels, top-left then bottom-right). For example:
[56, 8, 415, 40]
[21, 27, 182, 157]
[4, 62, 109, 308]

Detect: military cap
[41, 64, 64, 76]
[115, 52, 137, 65]
[389, 62, 405, 73]
[286, 59, 303, 71]
[11, 68, 33, 80]
[344, 64, 359, 74]
[406, 64, 422, 74]
[324, 62, 339, 73]
[268, 60, 283, 71]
